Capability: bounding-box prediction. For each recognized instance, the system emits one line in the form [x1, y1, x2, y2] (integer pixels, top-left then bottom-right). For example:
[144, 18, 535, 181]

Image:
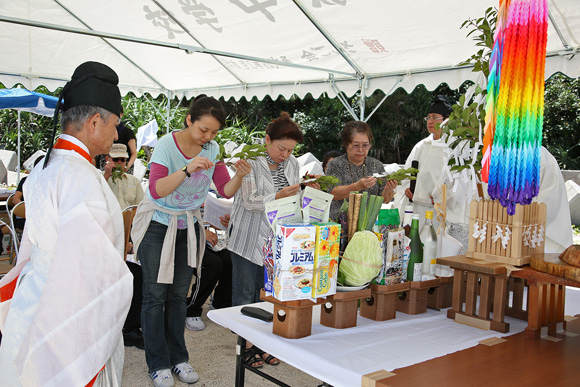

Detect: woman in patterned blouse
[326, 121, 397, 221]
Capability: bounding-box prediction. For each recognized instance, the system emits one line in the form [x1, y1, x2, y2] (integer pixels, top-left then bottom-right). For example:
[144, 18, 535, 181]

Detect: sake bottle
[420, 210, 437, 278]
[401, 205, 414, 237]
[406, 214, 423, 282]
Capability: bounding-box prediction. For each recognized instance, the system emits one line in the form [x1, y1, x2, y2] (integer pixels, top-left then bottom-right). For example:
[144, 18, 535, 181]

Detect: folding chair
[122, 205, 138, 261]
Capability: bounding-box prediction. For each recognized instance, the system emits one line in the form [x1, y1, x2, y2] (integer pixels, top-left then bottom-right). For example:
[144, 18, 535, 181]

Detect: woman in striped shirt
[228, 112, 304, 367]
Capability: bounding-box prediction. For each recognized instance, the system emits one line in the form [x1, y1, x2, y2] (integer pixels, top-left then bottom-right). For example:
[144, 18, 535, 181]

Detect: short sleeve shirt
[147, 131, 218, 228]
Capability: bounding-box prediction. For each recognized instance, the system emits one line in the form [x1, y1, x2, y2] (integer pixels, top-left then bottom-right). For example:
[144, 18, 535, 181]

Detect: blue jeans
[138, 221, 198, 373]
[231, 251, 264, 306]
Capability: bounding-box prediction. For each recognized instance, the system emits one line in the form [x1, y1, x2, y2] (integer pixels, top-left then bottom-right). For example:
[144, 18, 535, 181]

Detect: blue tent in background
[0, 88, 58, 181]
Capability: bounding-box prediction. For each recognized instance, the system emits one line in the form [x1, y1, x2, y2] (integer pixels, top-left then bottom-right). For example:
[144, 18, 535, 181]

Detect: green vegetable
[339, 231, 383, 286]
[357, 191, 368, 231]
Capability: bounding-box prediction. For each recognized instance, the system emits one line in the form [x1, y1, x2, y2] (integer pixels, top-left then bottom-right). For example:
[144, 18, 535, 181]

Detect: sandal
[242, 346, 264, 369]
[254, 347, 280, 366]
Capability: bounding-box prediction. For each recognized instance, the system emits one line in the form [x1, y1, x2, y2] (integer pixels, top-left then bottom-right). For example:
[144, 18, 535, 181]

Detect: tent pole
[359, 77, 367, 121]
[365, 77, 403, 122]
[329, 75, 357, 121]
[167, 91, 172, 134]
[17, 110, 21, 183]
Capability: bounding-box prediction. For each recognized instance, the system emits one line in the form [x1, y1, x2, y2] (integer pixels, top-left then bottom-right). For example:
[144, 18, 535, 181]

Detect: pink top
[149, 133, 232, 199]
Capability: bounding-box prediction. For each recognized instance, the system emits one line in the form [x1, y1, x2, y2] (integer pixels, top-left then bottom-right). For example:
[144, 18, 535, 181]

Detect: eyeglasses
[349, 143, 371, 151]
[112, 157, 127, 162]
[424, 116, 444, 121]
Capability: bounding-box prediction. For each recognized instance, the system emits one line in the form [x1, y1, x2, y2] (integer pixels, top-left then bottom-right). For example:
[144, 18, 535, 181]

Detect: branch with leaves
[215, 143, 267, 162]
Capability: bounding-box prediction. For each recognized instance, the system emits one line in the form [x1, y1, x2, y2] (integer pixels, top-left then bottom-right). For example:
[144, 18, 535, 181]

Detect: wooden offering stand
[260, 289, 324, 339]
[396, 278, 441, 315]
[438, 255, 510, 333]
[427, 275, 454, 309]
[466, 200, 546, 266]
[360, 282, 410, 321]
[320, 288, 371, 329]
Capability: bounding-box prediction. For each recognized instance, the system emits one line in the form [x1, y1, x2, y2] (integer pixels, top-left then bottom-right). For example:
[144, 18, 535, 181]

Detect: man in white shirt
[0, 61, 132, 386]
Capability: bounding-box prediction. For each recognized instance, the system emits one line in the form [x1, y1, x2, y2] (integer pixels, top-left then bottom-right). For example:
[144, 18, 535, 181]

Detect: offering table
[438, 254, 580, 339]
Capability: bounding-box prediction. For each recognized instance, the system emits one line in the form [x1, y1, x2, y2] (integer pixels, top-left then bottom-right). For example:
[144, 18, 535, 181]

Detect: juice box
[311, 222, 341, 299]
[273, 223, 316, 301]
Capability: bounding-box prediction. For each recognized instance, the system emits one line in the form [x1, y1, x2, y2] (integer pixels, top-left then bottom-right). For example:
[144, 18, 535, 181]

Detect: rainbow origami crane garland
[483, 0, 548, 215]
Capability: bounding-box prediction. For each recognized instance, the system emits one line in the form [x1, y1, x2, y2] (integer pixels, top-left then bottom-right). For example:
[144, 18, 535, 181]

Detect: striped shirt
[228, 155, 300, 265]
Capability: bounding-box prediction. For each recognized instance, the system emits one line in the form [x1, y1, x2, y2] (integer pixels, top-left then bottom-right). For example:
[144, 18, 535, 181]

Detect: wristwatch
[181, 166, 191, 178]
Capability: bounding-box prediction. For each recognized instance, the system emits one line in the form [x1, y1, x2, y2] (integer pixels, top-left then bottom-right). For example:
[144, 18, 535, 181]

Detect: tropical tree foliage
[543, 74, 580, 169]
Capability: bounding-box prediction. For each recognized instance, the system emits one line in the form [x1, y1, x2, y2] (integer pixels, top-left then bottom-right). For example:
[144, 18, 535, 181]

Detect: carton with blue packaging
[272, 223, 316, 301]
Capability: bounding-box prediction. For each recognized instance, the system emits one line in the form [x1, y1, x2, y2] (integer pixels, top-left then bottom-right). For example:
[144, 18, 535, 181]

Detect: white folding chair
[0, 218, 19, 264]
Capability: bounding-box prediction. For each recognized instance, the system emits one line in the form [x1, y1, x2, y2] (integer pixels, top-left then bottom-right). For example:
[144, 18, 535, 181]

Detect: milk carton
[273, 223, 316, 302]
[311, 222, 341, 299]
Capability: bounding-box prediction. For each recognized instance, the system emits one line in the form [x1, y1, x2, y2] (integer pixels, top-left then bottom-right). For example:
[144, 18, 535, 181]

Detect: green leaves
[111, 164, 126, 183]
[377, 167, 418, 185]
[214, 143, 267, 162]
[458, 7, 498, 77]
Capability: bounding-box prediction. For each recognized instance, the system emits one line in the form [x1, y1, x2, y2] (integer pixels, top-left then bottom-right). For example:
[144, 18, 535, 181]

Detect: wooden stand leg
[478, 275, 492, 320]
[490, 275, 509, 333]
[525, 283, 543, 339]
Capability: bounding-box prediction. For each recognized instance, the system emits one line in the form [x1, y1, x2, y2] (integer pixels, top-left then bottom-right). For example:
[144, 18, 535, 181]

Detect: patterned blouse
[325, 154, 386, 221]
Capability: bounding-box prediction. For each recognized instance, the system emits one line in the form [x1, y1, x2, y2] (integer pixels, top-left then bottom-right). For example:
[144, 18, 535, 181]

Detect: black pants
[124, 261, 143, 332]
[186, 247, 232, 317]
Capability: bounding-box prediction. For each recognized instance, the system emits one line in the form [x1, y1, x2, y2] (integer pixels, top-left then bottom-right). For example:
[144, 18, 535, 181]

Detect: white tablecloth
[208, 288, 580, 387]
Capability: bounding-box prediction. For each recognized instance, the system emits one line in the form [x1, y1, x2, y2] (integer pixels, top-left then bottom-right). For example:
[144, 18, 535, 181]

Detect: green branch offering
[376, 167, 418, 185]
[110, 165, 125, 183]
[301, 173, 341, 191]
[215, 143, 267, 162]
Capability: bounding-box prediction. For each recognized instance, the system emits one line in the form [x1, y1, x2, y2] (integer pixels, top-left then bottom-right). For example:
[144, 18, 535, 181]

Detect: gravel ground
[121, 303, 323, 387]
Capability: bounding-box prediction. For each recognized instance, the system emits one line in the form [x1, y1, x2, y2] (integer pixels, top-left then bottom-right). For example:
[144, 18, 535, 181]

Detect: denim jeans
[230, 251, 264, 306]
[138, 221, 198, 373]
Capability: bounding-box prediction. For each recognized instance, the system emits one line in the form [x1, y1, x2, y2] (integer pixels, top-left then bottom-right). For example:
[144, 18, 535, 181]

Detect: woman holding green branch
[326, 121, 397, 221]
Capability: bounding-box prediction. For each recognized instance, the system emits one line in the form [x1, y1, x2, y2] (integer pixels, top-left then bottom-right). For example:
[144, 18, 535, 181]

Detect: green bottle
[406, 214, 423, 282]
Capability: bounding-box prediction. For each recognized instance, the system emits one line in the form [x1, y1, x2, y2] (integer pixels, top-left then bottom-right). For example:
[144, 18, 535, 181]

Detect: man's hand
[205, 229, 218, 247]
[104, 160, 114, 180]
[405, 188, 414, 200]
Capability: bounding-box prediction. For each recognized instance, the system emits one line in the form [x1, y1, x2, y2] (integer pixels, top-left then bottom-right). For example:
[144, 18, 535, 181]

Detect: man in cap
[394, 95, 453, 228]
[105, 143, 145, 210]
[0, 61, 133, 386]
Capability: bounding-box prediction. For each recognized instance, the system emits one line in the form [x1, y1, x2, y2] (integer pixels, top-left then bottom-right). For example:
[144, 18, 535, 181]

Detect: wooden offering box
[260, 289, 323, 339]
[360, 282, 410, 321]
[427, 275, 454, 309]
[396, 278, 441, 315]
[320, 288, 371, 329]
[466, 200, 546, 266]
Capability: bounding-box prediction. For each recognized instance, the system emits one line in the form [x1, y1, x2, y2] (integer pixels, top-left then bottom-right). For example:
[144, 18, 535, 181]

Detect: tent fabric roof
[0, 0, 579, 100]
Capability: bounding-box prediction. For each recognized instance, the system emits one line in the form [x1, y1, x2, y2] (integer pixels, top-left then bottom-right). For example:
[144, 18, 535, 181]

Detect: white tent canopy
[1, 0, 579, 105]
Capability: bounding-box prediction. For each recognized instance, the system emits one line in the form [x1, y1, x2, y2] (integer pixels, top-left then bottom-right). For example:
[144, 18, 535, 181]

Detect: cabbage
[339, 231, 382, 286]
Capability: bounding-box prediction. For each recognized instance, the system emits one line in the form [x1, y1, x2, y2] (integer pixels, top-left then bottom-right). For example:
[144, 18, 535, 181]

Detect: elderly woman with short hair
[325, 121, 397, 221]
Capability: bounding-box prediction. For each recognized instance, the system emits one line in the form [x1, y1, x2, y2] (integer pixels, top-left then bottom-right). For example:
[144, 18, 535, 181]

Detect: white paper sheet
[203, 192, 233, 231]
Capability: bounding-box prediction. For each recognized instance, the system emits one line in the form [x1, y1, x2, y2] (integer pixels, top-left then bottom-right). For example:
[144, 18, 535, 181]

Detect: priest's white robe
[0, 145, 133, 386]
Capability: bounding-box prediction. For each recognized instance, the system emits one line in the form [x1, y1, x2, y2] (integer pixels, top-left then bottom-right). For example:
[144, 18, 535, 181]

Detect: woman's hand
[205, 229, 218, 247]
[234, 159, 251, 178]
[405, 188, 414, 200]
[219, 214, 230, 229]
[187, 156, 214, 174]
[358, 176, 377, 190]
[304, 182, 321, 190]
[382, 180, 398, 202]
[276, 184, 300, 199]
